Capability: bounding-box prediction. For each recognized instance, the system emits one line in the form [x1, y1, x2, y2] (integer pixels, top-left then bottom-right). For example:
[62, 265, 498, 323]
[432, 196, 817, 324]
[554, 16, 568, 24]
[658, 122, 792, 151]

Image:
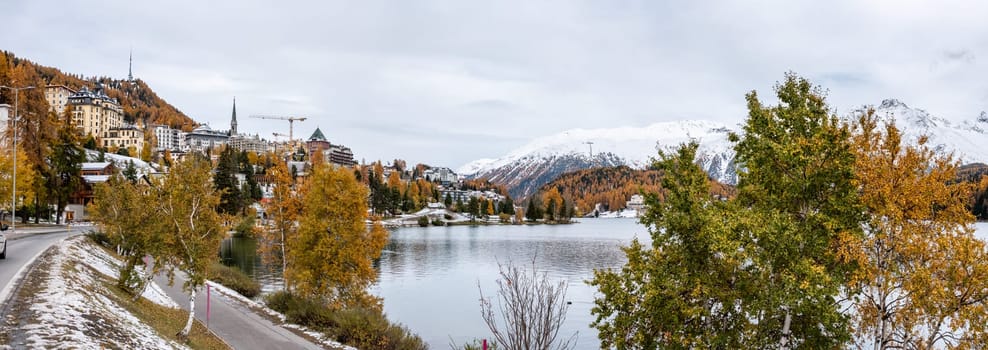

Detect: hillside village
[0, 58, 532, 225]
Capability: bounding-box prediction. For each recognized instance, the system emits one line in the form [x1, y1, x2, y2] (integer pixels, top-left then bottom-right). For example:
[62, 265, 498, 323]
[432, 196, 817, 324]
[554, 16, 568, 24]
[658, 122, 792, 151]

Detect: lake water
[221, 220, 988, 350]
[372, 218, 649, 350]
[221, 218, 650, 350]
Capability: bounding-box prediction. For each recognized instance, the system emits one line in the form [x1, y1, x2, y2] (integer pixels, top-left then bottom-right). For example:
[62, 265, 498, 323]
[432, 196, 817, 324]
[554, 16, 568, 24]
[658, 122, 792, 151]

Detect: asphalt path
[155, 272, 326, 350]
[0, 226, 327, 349]
[0, 226, 78, 309]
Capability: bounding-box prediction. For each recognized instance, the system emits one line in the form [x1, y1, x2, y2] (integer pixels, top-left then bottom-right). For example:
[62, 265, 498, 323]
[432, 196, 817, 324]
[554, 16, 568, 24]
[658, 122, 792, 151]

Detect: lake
[221, 220, 988, 350]
[221, 218, 649, 350]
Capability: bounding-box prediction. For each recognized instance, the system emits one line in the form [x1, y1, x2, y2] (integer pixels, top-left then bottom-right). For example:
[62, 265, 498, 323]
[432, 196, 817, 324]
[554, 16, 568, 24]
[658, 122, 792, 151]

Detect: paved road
[0, 226, 77, 308]
[155, 271, 326, 350]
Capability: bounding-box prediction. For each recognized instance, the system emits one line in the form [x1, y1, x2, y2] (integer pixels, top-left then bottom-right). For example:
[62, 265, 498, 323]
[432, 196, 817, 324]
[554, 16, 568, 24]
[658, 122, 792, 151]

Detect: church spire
[128, 49, 134, 81]
[230, 97, 238, 136]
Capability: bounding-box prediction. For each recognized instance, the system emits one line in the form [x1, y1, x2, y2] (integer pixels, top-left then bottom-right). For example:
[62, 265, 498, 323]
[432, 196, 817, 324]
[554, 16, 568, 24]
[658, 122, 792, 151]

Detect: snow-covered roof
[81, 162, 112, 171]
[82, 175, 111, 183]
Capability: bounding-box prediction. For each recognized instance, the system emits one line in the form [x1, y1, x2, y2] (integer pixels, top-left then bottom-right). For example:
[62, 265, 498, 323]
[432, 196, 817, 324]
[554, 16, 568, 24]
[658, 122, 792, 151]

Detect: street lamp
[1, 85, 36, 235]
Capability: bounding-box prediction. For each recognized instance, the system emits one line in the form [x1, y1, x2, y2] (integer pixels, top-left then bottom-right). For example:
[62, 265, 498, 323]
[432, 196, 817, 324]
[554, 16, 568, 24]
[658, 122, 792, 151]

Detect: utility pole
[1, 84, 36, 234]
[583, 141, 594, 168]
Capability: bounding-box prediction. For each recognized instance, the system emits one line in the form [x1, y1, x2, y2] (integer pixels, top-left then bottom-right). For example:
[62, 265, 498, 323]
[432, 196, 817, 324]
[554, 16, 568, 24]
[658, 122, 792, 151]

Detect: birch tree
[90, 175, 165, 297]
[158, 157, 225, 339]
[849, 110, 988, 349]
[259, 159, 302, 292]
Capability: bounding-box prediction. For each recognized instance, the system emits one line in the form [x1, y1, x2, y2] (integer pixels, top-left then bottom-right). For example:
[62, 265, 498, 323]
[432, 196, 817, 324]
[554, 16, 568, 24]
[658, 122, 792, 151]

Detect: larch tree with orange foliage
[289, 163, 388, 310]
[848, 110, 988, 349]
[260, 159, 302, 292]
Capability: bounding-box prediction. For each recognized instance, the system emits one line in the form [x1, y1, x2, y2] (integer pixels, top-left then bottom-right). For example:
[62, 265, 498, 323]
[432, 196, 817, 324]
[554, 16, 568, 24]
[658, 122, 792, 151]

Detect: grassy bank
[104, 281, 230, 349]
[266, 291, 427, 350]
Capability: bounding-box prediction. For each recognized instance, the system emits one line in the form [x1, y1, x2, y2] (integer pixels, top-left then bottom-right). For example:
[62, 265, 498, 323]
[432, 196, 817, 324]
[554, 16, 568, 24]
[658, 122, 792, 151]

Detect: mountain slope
[463, 100, 988, 200]
[535, 165, 736, 213]
[859, 99, 988, 165]
[459, 120, 737, 199]
[1, 50, 196, 130]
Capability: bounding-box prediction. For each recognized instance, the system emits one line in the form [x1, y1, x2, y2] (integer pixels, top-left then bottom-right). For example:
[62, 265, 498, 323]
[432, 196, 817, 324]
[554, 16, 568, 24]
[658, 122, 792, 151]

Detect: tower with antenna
[584, 141, 594, 168]
[128, 49, 134, 81]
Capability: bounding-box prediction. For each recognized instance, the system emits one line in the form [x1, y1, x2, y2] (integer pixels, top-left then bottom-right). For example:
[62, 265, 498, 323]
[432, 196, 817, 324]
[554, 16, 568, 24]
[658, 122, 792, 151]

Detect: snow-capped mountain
[458, 120, 737, 199]
[858, 99, 988, 165]
[460, 100, 988, 200]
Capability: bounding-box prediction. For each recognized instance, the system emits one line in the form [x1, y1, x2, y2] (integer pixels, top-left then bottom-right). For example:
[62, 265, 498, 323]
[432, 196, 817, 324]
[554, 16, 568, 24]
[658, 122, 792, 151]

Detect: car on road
[1, 223, 7, 259]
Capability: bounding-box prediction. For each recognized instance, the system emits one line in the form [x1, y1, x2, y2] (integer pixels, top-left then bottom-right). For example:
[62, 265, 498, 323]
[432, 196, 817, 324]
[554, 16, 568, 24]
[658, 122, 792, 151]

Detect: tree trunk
[178, 288, 196, 339]
[779, 310, 792, 350]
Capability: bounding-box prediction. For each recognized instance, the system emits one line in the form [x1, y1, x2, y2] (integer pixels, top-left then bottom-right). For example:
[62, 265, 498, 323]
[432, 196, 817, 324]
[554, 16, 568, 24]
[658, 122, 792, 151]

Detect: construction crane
[250, 115, 308, 142]
[272, 132, 288, 139]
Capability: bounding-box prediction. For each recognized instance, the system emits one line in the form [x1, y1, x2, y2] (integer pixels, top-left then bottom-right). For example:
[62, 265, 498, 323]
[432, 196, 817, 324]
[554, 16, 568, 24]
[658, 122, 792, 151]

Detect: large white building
[0, 104, 10, 144]
[45, 85, 76, 116]
[185, 124, 229, 154]
[153, 124, 186, 152]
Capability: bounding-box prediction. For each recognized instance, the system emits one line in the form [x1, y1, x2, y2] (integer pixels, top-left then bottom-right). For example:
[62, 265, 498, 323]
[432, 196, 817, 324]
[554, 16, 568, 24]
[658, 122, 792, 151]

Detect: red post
[206, 284, 211, 327]
[483, 339, 488, 350]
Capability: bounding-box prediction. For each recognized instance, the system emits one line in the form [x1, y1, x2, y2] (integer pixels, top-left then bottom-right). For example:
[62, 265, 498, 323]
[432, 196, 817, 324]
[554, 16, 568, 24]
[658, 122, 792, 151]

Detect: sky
[2, 0, 988, 168]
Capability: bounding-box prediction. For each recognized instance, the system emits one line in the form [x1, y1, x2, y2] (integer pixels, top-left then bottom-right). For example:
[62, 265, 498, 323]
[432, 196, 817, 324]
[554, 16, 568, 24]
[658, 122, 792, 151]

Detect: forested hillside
[535, 165, 735, 213]
[0, 51, 196, 131]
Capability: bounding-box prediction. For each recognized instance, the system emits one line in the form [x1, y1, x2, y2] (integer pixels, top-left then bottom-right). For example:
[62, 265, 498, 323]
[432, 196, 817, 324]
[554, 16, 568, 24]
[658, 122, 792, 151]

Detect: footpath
[154, 272, 330, 350]
[4, 224, 79, 241]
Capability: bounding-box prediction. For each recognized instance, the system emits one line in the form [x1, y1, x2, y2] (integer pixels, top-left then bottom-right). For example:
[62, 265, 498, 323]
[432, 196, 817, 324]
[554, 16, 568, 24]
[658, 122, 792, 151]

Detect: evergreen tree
[122, 160, 138, 182]
[214, 147, 243, 215]
[444, 193, 453, 208]
[47, 121, 86, 224]
[467, 197, 479, 221]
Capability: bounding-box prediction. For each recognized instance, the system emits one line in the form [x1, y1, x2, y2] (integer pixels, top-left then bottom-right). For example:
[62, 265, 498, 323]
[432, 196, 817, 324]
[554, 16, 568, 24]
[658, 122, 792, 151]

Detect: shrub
[233, 215, 257, 237]
[431, 218, 445, 226]
[208, 263, 261, 298]
[265, 292, 427, 350]
[329, 308, 427, 350]
[266, 291, 336, 329]
[417, 216, 430, 227]
[443, 213, 453, 220]
[86, 230, 113, 248]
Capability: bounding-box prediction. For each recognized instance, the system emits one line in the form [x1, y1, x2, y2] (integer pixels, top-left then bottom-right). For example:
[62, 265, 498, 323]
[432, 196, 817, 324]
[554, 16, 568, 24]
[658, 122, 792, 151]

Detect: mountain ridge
[463, 100, 988, 199]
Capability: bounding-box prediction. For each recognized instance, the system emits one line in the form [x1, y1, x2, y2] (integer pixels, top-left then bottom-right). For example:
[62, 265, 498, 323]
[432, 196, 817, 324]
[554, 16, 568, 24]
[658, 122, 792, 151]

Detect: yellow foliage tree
[0, 147, 36, 216]
[290, 163, 388, 311]
[260, 160, 302, 292]
[157, 157, 225, 339]
[849, 110, 988, 349]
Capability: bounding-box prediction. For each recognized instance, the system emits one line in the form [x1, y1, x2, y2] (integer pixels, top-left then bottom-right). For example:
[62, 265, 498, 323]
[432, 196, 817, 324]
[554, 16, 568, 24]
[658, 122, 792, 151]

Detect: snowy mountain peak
[460, 120, 738, 198]
[462, 100, 988, 200]
[860, 100, 988, 164]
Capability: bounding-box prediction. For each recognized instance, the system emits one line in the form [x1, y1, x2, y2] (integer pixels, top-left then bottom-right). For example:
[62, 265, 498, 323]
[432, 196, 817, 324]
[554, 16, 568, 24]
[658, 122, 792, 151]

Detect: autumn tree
[542, 188, 563, 222]
[289, 163, 388, 310]
[90, 174, 164, 297]
[260, 160, 302, 292]
[158, 157, 225, 339]
[0, 148, 36, 222]
[848, 110, 988, 349]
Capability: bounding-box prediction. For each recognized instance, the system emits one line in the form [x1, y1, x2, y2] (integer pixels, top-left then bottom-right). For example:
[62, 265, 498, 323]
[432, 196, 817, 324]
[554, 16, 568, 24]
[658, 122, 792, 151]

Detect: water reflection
[218, 218, 650, 350]
[219, 235, 285, 294]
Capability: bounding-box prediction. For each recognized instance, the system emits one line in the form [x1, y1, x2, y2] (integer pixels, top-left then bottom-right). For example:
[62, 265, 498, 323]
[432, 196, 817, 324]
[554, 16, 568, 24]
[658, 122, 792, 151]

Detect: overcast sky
[3, 1, 987, 167]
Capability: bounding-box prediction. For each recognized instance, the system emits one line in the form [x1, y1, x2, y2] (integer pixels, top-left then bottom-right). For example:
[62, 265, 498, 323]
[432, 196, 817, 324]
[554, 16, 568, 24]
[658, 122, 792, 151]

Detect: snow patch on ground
[19, 236, 186, 349]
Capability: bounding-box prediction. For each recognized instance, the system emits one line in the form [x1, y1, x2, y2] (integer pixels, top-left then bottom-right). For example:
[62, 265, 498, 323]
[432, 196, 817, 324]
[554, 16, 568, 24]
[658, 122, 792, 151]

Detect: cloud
[4, 1, 988, 167]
